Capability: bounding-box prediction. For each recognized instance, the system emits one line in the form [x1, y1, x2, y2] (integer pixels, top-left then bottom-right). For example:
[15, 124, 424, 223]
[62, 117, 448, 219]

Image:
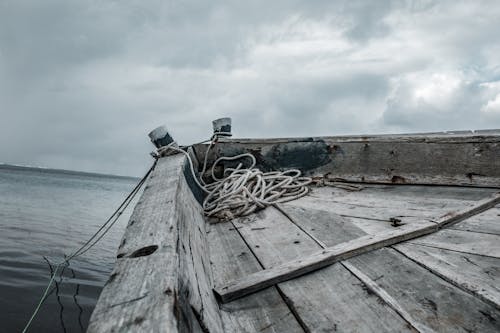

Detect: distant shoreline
[0, 163, 139, 181]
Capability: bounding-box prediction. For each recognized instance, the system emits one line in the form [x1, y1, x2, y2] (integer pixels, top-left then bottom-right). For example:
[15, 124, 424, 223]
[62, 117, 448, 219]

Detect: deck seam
[281, 200, 499, 313]
[446, 227, 500, 237]
[323, 181, 500, 189]
[284, 202, 436, 223]
[230, 221, 265, 270]
[274, 204, 328, 248]
[276, 204, 432, 333]
[405, 241, 500, 259]
[342, 214, 438, 224]
[229, 219, 310, 333]
[391, 245, 500, 311]
[215, 192, 500, 302]
[341, 261, 434, 333]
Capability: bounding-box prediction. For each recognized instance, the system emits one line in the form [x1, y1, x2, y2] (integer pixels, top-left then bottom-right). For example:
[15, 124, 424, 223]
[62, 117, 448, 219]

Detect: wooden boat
[88, 130, 500, 332]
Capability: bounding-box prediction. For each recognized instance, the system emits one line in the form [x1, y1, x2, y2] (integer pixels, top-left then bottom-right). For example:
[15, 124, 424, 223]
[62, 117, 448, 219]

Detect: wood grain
[207, 222, 305, 332]
[283, 204, 500, 332]
[88, 155, 185, 333]
[89, 154, 223, 332]
[228, 207, 416, 332]
[451, 205, 500, 235]
[195, 132, 500, 187]
[409, 229, 500, 258]
[394, 243, 500, 310]
[215, 193, 500, 303]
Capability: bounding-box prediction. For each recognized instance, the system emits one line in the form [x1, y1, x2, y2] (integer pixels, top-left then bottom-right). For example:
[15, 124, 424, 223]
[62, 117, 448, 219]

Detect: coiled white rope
[158, 138, 312, 220]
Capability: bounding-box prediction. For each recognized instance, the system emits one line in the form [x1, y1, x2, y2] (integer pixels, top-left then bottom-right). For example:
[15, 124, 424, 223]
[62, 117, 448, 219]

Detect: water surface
[0, 165, 139, 332]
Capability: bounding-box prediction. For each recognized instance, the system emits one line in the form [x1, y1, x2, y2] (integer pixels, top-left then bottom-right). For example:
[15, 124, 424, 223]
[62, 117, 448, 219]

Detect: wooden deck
[88, 131, 500, 332]
[210, 185, 500, 332]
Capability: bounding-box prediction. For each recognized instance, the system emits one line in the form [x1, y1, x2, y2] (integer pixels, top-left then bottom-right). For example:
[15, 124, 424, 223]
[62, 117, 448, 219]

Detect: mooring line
[21, 161, 157, 333]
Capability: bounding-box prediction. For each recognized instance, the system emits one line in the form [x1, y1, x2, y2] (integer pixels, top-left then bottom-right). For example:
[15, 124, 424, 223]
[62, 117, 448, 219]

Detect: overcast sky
[1, 0, 500, 176]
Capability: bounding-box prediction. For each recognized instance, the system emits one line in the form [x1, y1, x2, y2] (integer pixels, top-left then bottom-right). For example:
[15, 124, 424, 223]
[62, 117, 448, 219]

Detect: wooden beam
[214, 192, 500, 303]
[206, 222, 305, 332]
[281, 203, 500, 332]
[197, 132, 500, 187]
[451, 205, 500, 235]
[436, 194, 500, 229]
[229, 207, 414, 332]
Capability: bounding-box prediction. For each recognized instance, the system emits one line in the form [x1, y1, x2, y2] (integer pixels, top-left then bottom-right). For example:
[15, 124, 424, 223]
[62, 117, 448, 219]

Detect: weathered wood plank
[216, 130, 500, 144]
[216, 193, 500, 302]
[228, 207, 416, 332]
[287, 196, 441, 224]
[287, 185, 497, 225]
[88, 155, 185, 332]
[345, 215, 411, 234]
[275, 204, 361, 246]
[283, 204, 500, 332]
[451, 205, 500, 235]
[215, 221, 435, 303]
[279, 205, 434, 332]
[206, 222, 305, 333]
[349, 247, 500, 332]
[435, 194, 500, 229]
[89, 154, 224, 333]
[196, 132, 500, 187]
[322, 183, 499, 203]
[341, 261, 435, 333]
[286, 188, 500, 236]
[409, 229, 500, 258]
[114, 156, 186, 257]
[176, 173, 223, 333]
[308, 205, 500, 238]
[394, 243, 500, 310]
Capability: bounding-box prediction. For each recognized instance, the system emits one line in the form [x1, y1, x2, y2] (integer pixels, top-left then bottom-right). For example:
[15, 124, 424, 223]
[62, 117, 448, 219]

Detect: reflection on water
[0, 165, 139, 332]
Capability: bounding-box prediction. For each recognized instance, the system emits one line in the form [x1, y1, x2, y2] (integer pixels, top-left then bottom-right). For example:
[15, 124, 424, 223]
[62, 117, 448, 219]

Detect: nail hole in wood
[130, 245, 159, 258]
[391, 175, 406, 184]
[134, 316, 145, 325]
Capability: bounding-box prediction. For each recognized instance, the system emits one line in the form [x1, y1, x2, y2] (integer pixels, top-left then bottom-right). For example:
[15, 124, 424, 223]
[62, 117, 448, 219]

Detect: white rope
[158, 139, 312, 220]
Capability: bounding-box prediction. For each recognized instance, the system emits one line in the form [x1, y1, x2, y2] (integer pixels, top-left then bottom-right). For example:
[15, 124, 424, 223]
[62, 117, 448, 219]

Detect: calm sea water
[0, 165, 139, 332]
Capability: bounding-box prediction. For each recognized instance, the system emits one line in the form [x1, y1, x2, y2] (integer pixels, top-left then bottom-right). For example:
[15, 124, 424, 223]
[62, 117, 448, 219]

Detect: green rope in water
[22, 161, 157, 333]
[22, 265, 63, 333]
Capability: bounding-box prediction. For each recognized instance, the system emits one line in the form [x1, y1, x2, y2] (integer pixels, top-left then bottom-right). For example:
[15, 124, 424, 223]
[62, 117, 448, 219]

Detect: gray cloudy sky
[1, 0, 500, 176]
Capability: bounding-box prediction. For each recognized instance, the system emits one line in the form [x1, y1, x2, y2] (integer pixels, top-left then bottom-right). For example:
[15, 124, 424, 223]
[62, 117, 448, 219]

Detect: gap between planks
[229, 219, 311, 333]
[404, 241, 500, 260]
[391, 245, 500, 311]
[214, 192, 500, 303]
[276, 204, 435, 333]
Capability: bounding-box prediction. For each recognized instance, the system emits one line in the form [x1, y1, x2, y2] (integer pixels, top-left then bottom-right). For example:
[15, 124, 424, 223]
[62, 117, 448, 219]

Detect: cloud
[1, 0, 500, 176]
[483, 94, 500, 114]
[383, 71, 490, 130]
